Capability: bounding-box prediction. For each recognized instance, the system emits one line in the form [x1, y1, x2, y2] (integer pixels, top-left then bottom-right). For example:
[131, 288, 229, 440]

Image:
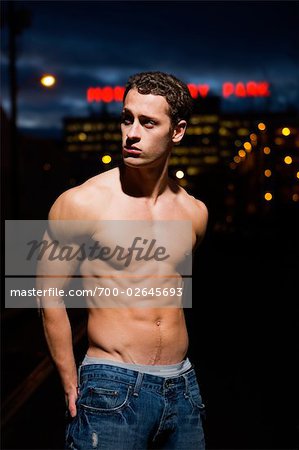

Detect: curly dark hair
[123, 71, 193, 125]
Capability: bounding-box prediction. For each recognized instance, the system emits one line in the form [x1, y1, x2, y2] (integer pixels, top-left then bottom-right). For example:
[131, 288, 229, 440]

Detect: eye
[121, 114, 133, 125]
[143, 119, 156, 128]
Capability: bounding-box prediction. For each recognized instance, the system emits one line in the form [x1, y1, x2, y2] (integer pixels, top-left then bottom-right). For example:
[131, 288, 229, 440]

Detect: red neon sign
[87, 81, 270, 103]
[87, 86, 125, 102]
[222, 81, 270, 98]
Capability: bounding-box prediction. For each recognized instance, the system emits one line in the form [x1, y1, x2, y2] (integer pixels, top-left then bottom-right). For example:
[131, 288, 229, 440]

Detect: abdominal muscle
[86, 306, 189, 365]
[81, 249, 189, 365]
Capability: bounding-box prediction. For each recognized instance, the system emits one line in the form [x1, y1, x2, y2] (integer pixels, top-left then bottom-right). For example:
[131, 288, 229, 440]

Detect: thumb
[67, 391, 77, 417]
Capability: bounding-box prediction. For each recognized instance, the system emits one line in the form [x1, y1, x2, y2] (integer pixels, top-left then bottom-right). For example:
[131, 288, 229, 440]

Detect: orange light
[282, 127, 291, 136]
[244, 142, 252, 151]
[264, 192, 272, 201]
[264, 169, 272, 177]
[284, 156, 292, 165]
[296, 171, 299, 179]
[258, 122, 266, 131]
[292, 193, 299, 202]
[238, 149, 246, 158]
[263, 146, 271, 155]
[233, 156, 241, 163]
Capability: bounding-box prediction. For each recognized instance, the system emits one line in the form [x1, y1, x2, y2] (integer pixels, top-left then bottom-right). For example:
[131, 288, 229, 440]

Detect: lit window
[78, 133, 87, 141]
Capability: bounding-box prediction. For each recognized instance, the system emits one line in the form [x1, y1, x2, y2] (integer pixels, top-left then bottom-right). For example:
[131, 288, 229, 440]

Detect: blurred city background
[1, 1, 299, 449]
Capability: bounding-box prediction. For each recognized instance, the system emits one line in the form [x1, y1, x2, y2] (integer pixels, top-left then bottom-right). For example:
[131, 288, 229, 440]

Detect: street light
[40, 74, 56, 88]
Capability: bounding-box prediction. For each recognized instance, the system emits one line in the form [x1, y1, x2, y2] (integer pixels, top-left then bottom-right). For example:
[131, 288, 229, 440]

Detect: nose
[126, 121, 141, 140]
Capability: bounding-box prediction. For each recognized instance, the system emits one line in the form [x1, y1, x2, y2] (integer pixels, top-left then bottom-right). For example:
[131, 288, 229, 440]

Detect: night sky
[1, 1, 299, 136]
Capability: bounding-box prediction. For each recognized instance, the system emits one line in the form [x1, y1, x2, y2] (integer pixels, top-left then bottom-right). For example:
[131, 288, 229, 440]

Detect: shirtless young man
[39, 72, 208, 449]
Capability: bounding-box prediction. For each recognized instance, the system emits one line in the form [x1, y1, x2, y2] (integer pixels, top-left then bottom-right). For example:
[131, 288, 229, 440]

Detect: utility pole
[8, 0, 18, 218]
[6, 1, 31, 218]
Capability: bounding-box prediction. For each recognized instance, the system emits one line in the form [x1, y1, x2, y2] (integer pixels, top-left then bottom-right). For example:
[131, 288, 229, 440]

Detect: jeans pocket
[65, 414, 75, 447]
[187, 383, 206, 416]
[80, 381, 133, 413]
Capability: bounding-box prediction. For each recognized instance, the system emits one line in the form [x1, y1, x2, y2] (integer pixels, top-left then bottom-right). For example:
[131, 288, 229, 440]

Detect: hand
[65, 386, 78, 417]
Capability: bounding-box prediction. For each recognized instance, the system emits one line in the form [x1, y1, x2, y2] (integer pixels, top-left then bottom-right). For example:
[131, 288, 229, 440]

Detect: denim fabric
[65, 363, 205, 450]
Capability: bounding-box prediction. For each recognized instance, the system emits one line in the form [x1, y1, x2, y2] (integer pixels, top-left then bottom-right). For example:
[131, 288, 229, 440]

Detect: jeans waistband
[82, 355, 192, 377]
[78, 361, 197, 395]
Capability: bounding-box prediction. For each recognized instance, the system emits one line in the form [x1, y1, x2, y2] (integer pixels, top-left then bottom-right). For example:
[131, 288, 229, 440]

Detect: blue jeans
[65, 363, 205, 450]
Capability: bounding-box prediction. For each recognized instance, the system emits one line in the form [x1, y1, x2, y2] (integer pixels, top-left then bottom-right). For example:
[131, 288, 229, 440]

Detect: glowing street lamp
[40, 74, 56, 88]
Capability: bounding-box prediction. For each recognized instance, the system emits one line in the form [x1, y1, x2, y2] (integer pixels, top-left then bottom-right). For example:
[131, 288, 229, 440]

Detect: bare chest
[80, 196, 194, 275]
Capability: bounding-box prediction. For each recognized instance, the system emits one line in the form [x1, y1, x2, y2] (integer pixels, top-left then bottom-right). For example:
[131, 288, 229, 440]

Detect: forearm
[42, 308, 77, 393]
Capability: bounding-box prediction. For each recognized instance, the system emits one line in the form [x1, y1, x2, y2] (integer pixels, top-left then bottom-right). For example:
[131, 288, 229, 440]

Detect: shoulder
[191, 196, 208, 224]
[47, 169, 118, 241]
[177, 187, 208, 244]
[49, 168, 118, 221]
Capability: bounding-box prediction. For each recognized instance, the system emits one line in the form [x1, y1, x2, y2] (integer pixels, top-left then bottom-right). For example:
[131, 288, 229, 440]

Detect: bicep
[194, 201, 209, 246]
[36, 227, 83, 309]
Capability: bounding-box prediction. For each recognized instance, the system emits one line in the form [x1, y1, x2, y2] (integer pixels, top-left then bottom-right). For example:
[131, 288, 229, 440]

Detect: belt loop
[133, 372, 144, 397]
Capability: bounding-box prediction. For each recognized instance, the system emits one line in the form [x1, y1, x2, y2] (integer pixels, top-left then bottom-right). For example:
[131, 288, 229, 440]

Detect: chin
[122, 157, 149, 167]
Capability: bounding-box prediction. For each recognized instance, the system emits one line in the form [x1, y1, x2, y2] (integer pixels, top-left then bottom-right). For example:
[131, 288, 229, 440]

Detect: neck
[120, 161, 170, 202]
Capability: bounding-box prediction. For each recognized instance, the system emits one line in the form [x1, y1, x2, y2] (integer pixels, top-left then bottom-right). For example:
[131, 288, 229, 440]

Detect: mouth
[123, 147, 142, 155]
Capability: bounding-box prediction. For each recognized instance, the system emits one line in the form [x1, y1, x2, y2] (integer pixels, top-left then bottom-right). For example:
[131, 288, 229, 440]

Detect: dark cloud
[1, 1, 299, 131]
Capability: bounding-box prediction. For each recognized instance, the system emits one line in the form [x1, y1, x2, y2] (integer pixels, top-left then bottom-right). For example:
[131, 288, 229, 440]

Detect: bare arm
[40, 306, 78, 416]
[193, 199, 209, 251]
[37, 189, 90, 417]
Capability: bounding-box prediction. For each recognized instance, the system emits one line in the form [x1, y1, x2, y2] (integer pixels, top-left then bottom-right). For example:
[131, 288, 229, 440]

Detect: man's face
[121, 89, 174, 168]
